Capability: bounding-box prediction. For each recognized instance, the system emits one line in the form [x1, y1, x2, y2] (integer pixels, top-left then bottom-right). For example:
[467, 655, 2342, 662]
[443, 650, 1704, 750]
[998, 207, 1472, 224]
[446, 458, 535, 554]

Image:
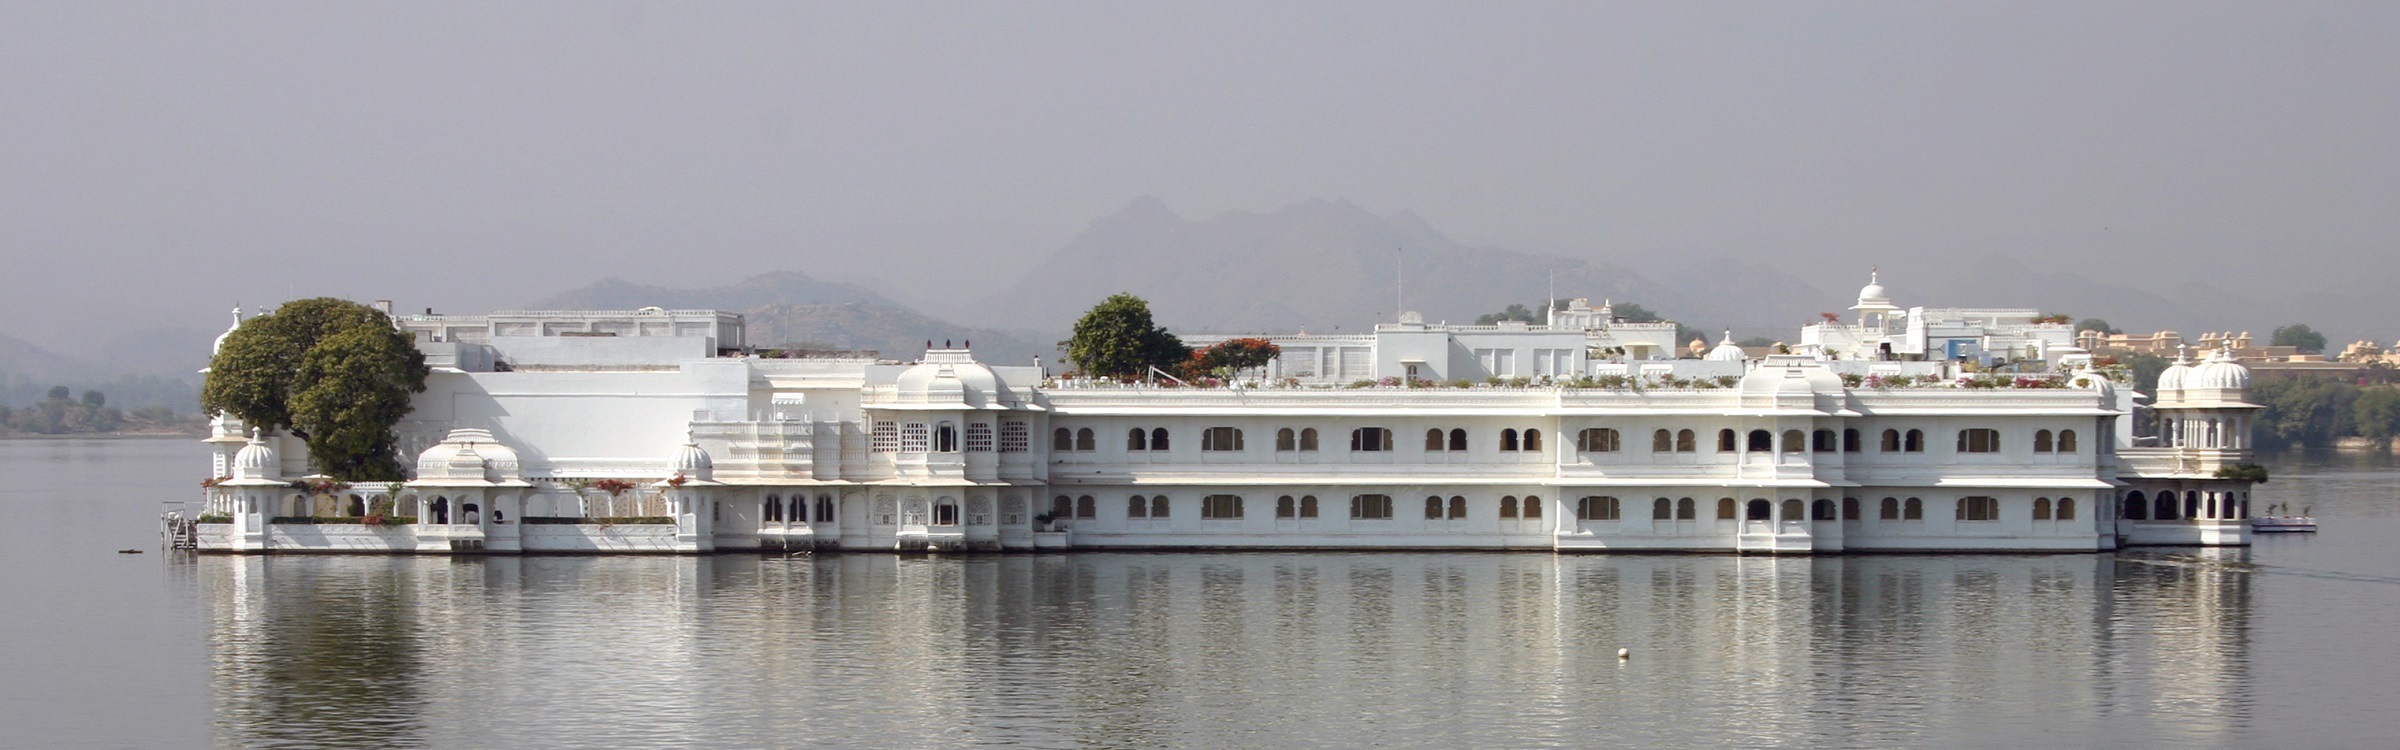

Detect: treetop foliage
[2074, 318, 2121, 334]
[203, 298, 428, 480]
[1185, 338, 1281, 379]
[2271, 324, 2327, 354]
[1061, 294, 1190, 379]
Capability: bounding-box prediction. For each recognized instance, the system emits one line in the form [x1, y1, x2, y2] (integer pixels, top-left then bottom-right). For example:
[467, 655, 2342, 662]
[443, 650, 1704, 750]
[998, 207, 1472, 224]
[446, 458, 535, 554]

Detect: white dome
[671, 440, 714, 480]
[413, 428, 522, 482]
[893, 356, 1009, 407]
[1705, 331, 1747, 362]
[2189, 350, 2251, 390]
[1854, 269, 1895, 310]
[2155, 350, 2193, 392]
[211, 306, 242, 356]
[232, 431, 279, 480]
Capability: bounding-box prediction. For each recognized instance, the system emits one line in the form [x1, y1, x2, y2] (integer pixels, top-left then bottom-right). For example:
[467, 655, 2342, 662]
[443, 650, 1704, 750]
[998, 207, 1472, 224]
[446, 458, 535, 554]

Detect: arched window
[1881, 429, 1900, 452]
[1524, 430, 1542, 451]
[2058, 498, 2077, 520]
[1300, 428, 1320, 451]
[1277, 428, 1298, 451]
[1127, 428, 1148, 451]
[934, 497, 959, 525]
[1717, 498, 1737, 520]
[2124, 491, 2148, 520]
[2033, 497, 2053, 520]
[1426, 429, 1447, 451]
[1351, 427, 1393, 451]
[1844, 428, 1862, 452]
[1425, 496, 1445, 519]
[1076, 428, 1095, 452]
[1782, 498, 1804, 521]
[1151, 495, 1171, 518]
[1579, 428, 1621, 453]
[1448, 428, 1467, 451]
[1652, 429, 1673, 452]
[1957, 428, 2000, 453]
[1076, 495, 1097, 519]
[1746, 499, 1772, 520]
[1128, 495, 1149, 518]
[1151, 428, 1170, 450]
[1813, 429, 1836, 452]
[792, 496, 808, 523]
[1500, 429, 1520, 452]
[2184, 491, 2200, 519]
[1747, 429, 1773, 452]
[1716, 429, 1736, 452]
[1842, 497, 1860, 520]
[1202, 427, 1243, 451]
[1579, 496, 1620, 521]
[815, 495, 834, 523]
[966, 422, 993, 452]
[1277, 495, 1297, 518]
[1904, 429, 1925, 452]
[1676, 497, 1695, 520]
[1300, 495, 1320, 518]
[1052, 495, 1073, 518]
[1053, 428, 1074, 451]
[1677, 429, 1697, 452]
[1812, 499, 1837, 521]
[1349, 494, 1393, 519]
[1879, 497, 1899, 520]
[902, 422, 930, 452]
[764, 494, 783, 522]
[1956, 496, 1998, 522]
[1652, 497, 1673, 520]
[1903, 497, 1923, 520]
[2034, 430, 2055, 453]
[1449, 496, 1467, 519]
[1500, 495, 1519, 518]
[1522, 496, 1541, 518]
[934, 422, 958, 453]
[2058, 430, 2078, 452]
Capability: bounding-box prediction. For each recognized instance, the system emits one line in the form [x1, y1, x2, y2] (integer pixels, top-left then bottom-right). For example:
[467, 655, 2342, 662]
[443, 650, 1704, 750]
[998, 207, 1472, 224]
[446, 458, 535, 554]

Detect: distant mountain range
[530, 272, 1051, 365]
[0, 329, 206, 411]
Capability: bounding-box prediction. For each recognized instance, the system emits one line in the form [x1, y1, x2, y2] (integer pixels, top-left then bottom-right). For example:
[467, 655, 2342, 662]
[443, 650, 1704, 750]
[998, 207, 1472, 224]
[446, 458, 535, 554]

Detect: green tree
[2075, 318, 2121, 335]
[46, 385, 68, 401]
[1061, 294, 1190, 380]
[1611, 302, 1666, 324]
[2251, 375, 2356, 449]
[1185, 338, 1281, 379]
[2353, 387, 2400, 447]
[80, 389, 104, 408]
[203, 298, 429, 480]
[1473, 303, 1541, 325]
[2272, 324, 2327, 354]
[2117, 352, 2170, 393]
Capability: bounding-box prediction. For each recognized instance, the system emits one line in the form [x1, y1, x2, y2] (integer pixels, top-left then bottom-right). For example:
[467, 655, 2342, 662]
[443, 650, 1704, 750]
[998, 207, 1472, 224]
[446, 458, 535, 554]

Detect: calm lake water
[8, 438, 2400, 749]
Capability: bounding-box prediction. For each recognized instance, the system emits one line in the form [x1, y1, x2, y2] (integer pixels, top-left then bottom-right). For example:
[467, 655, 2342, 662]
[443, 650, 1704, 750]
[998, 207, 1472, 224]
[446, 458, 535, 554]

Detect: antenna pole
[1395, 247, 1403, 322]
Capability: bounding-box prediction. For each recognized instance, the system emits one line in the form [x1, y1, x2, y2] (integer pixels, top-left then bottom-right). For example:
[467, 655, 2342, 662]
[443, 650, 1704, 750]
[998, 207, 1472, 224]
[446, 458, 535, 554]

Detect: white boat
[2252, 516, 2317, 533]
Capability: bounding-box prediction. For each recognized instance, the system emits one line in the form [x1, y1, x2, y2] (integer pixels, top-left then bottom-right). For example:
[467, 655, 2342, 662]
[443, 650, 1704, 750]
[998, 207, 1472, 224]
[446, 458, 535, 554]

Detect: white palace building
[192, 274, 2261, 554]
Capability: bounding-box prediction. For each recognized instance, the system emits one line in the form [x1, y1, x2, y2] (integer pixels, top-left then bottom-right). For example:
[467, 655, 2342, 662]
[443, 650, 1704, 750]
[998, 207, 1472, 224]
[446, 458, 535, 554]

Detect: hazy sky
[5, 2, 2396, 354]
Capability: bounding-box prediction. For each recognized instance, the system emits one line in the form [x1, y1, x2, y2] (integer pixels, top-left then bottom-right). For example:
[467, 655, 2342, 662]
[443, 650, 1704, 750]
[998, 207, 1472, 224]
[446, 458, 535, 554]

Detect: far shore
[0, 431, 204, 441]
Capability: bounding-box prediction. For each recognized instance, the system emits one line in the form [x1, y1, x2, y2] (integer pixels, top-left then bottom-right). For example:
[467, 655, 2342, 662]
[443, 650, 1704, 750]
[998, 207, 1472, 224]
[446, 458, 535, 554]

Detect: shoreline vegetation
[0, 385, 205, 438]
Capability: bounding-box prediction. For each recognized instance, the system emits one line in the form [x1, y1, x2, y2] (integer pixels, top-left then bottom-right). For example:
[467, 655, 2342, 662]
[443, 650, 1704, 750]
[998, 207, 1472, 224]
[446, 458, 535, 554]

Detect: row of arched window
[760, 494, 837, 523]
[2120, 490, 2245, 521]
[1622, 496, 2079, 522]
[1049, 424, 2080, 457]
[1419, 428, 1546, 452]
[869, 420, 1028, 453]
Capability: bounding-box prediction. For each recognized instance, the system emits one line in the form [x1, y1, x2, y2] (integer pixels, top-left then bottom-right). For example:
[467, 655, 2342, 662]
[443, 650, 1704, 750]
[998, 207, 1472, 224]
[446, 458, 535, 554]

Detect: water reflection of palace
[199, 551, 2254, 747]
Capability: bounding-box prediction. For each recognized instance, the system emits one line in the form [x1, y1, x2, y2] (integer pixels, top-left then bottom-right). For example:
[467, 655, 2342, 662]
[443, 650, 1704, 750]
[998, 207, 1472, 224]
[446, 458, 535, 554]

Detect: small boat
[2252, 503, 2317, 533]
[2252, 516, 2317, 533]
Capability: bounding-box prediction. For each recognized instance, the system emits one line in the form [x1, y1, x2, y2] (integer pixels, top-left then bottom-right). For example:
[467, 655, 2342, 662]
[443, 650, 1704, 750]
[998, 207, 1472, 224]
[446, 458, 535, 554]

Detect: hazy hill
[967, 197, 1830, 338]
[0, 331, 200, 411]
[533, 272, 1048, 364]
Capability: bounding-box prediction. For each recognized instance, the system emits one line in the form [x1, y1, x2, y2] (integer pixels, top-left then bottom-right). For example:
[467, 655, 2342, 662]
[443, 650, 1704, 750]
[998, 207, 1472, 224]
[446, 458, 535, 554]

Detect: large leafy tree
[2272, 324, 2327, 354]
[203, 298, 429, 479]
[1185, 338, 1281, 379]
[1062, 294, 1189, 379]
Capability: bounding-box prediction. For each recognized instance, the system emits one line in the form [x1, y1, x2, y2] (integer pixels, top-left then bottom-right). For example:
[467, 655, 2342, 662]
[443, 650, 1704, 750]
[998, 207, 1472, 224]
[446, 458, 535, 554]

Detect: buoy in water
[1617, 648, 1630, 660]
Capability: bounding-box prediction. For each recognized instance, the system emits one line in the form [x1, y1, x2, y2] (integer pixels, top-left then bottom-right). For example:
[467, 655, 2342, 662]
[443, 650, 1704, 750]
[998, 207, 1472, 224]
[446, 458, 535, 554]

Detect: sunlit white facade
[193, 276, 2259, 554]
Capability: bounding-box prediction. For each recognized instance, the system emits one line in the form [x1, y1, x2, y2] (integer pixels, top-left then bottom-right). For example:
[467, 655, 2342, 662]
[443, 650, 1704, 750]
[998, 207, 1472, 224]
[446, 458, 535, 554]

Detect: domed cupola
[1855, 270, 1892, 310]
[1706, 330, 1748, 362]
[671, 438, 714, 481]
[231, 430, 280, 481]
[2188, 349, 2252, 391]
[211, 306, 243, 356]
[2155, 347, 2194, 394]
[891, 346, 1009, 409]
